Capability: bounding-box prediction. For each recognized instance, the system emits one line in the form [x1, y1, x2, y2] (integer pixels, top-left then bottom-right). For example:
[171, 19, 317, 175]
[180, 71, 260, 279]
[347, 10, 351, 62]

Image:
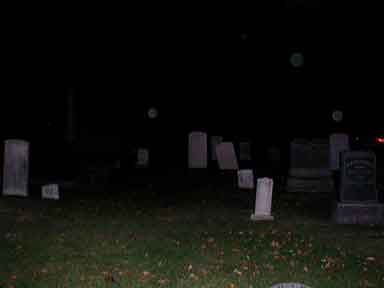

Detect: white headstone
[239, 142, 252, 161]
[216, 142, 239, 170]
[2, 140, 29, 197]
[188, 132, 208, 168]
[329, 133, 350, 171]
[137, 148, 149, 168]
[251, 177, 274, 221]
[210, 136, 223, 161]
[237, 169, 255, 189]
[42, 184, 60, 200]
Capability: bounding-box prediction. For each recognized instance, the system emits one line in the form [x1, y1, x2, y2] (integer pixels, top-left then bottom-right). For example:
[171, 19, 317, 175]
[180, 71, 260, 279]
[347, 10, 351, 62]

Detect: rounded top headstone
[270, 283, 311, 288]
[240, 33, 248, 40]
[289, 52, 304, 67]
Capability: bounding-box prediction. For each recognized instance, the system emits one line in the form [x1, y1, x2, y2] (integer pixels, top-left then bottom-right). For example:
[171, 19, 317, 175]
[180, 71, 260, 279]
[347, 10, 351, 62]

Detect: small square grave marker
[42, 184, 60, 200]
[237, 169, 255, 189]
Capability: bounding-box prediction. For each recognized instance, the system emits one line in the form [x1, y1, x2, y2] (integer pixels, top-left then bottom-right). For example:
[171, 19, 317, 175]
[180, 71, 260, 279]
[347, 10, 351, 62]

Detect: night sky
[2, 2, 383, 144]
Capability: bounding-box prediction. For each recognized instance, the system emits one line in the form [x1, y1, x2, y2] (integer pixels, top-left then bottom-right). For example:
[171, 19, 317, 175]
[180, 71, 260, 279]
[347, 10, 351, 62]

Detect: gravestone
[237, 169, 255, 189]
[289, 138, 331, 178]
[137, 148, 149, 168]
[216, 142, 239, 170]
[210, 136, 223, 161]
[340, 151, 377, 202]
[333, 150, 384, 225]
[251, 177, 274, 221]
[239, 142, 252, 161]
[42, 184, 60, 200]
[329, 133, 350, 171]
[287, 138, 333, 193]
[2, 140, 29, 197]
[188, 132, 208, 169]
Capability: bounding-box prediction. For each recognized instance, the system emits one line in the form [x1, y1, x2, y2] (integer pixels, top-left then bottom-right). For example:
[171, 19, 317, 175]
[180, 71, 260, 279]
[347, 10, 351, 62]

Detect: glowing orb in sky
[147, 107, 158, 119]
[289, 52, 304, 68]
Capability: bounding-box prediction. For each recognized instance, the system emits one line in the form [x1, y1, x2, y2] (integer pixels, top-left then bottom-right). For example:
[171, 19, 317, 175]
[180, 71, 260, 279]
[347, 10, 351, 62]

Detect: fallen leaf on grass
[189, 273, 199, 281]
[271, 240, 280, 249]
[140, 271, 153, 283]
[142, 271, 151, 277]
[207, 237, 215, 244]
[200, 269, 209, 277]
[227, 283, 237, 288]
[102, 271, 116, 283]
[233, 268, 242, 276]
[273, 255, 282, 261]
[158, 277, 170, 285]
[265, 264, 274, 272]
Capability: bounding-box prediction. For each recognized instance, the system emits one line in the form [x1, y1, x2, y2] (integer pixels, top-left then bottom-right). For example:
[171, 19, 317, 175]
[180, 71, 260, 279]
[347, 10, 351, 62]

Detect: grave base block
[250, 214, 274, 221]
[332, 202, 384, 225]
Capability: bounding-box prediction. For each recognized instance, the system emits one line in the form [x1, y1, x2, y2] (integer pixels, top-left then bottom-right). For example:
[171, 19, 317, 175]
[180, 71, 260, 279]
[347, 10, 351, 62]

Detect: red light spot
[376, 137, 384, 143]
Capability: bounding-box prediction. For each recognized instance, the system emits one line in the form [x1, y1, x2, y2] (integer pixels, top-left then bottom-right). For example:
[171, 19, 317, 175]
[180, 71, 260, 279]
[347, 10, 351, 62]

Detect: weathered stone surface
[333, 202, 384, 225]
[3, 140, 29, 197]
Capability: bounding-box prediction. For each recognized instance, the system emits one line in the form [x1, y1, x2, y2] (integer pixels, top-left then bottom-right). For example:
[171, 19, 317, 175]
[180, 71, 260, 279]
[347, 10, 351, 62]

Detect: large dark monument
[333, 151, 384, 225]
[286, 138, 333, 193]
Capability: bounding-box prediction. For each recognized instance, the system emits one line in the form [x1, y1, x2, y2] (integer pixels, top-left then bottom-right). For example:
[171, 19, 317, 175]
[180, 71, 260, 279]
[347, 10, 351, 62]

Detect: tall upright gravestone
[3, 140, 29, 197]
[251, 177, 274, 221]
[188, 132, 208, 169]
[216, 142, 239, 170]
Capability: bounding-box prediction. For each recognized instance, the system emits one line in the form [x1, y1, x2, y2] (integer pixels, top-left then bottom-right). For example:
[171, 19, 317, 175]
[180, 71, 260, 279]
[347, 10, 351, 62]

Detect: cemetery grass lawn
[1, 192, 384, 288]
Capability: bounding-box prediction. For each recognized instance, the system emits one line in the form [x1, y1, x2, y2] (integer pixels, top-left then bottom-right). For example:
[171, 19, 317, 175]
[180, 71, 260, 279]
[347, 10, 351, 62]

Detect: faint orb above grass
[240, 33, 248, 41]
[147, 107, 158, 119]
